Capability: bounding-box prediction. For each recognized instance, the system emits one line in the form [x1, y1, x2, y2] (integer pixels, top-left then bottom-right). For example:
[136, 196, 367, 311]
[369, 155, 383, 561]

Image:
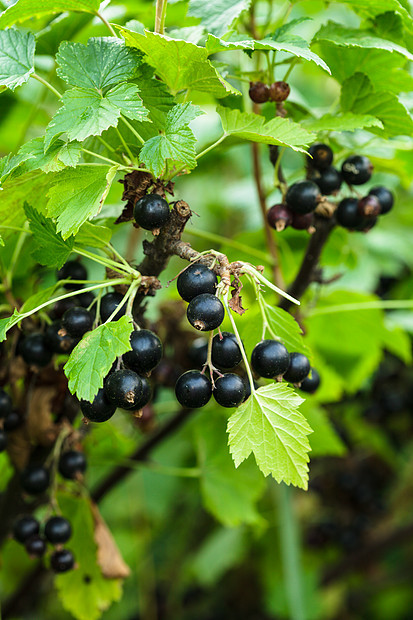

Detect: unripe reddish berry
[291, 212, 314, 231]
[249, 82, 270, 104]
[269, 81, 290, 102]
[267, 204, 293, 231]
[358, 195, 381, 218]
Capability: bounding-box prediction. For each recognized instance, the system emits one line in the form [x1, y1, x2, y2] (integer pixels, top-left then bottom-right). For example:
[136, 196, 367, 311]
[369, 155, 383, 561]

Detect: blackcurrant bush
[212, 332, 242, 369]
[308, 143, 333, 170]
[251, 340, 290, 378]
[132, 376, 152, 410]
[62, 307, 93, 338]
[283, 352, 310, 384]
[266, 204, 293, 231]
[80, 388, 116, 423]
[175, 370, 212, 408]
[358, 195, 381, 218]
[20, 334, 53, 367]
[13, 516, 40, 543]
[100, 292, 126, 322]
[21, 465, 50, 495]
[187, 294, 225, 331]
[51, 549, 75, 573]
[0, 388, 12, 418]
[269, 81, 290, 102]
[123, 329, 163, 374]
[213, 373, 246, 408]
[368, 186, 394, 215]
[59, 450, 87, 480]
[286, 181, 320, 214]
[336, 198, 364, 229]
[104, 369, 143, 410]
[3, 411, 23, 432]
[0, 430, 6, 451]
[300, 368, 321, 393]
[310, 166, 342, 195]
[188, 338, 208, 367]
[45, 321, 77, 354]
[291, 211, 314, 231]
[249, 81, 270, 104]
[133, 194, 170, 230]
[57, 261, 87, 290]
[341, 155, 373, 185]
[177, 264, 218, 302]
[25, 536, 46, 557]
[45, 516, 72, 544]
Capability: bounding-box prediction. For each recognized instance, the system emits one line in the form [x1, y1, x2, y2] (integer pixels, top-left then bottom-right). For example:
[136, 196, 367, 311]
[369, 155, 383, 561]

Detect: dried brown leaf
[92, 503, 131, 579]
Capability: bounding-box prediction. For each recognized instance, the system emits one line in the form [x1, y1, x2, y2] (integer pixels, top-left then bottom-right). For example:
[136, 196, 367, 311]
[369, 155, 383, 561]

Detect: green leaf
[0, 309, 22, 342]
[64, 316, 133, 402]
[24, 202, 74, 268]
[336, 0, 413, 31]
[0, 30, 35, 91]
[75, 221, 112, 248]
[188, 0, 251, 37]
[303, 112, 383, 132]
[217, 106, 315, 153]
[139, 103, 203, 178]
[0, 0, 101, 28]
[227, 383, 312, 489]
[16, 138, 82, 176]
[20, 283, 60, 314]
[56, 37, 142, 90]
[0, 172, 52, 236]
[0, 149, 35, 185]
[261, 302, 311, 357]
[300, 400, 346, 457]
[47, 165, 119, 239]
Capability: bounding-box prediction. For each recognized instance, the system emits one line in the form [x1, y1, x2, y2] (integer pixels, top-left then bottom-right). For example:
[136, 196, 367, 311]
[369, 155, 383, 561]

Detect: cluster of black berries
[133, 194, 170, 231]
[20, 449, 87, 497]
[13, 514, 74, 572]
[251, 340, 319, 392]
[0, 387, 23, 451]
[249, 80, 291, 104]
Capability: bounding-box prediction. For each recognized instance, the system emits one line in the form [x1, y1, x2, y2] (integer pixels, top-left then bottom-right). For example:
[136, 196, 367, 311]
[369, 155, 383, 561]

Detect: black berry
[249, 81, 270, 104]
[0, 388, 12, 418]
[286, 181, 320, 214]
[187, 294, 225, 332]
[291, 211, 314, 231]
[267, 204, 293, 231]
[213, 373, 246, 408]
[188, 338, 208, 367]
[269, 81, 290, 102]
[77, 291, 96, 310]
[13, 516, 40, 543]
[308, 143, 333, 170]
[175, 370, 212, 408]
[369, 186, 394, 215]
[358, 195, 381, 218]
[123, 330, 163, 374]
[3, 411, 23, 432]
[0, 430, 6, 451]
[50, 297, 78, 320]
[134, 194, 170, 230]
[300, 368, 321, 393]
[283, 352, 310, 384]
[21, 465, 50, 495]
[177, 264, 218, 302]
[336, 198, 364, 229]
[243, 378, 258, 402]
[310, 166, 342, 195]
[341, 155, 373, 185]
[57, 261, 87, 290]
[45, 516, 72, 544]
[59, 450, 87, 480]
[104, 369, 143, 410]
[62, 307, 93, 338]
[45, 321, 77, 354]
[51, 549, 75, 573]
[20, 334, 53, 367]
[212, 332, 242, 369]
[25, 536, 46, 557]
[100, 292, 125, 322]
[131, 376, 152, 410]
[80, 388, 116, 423]
[251, 340, 290, 378]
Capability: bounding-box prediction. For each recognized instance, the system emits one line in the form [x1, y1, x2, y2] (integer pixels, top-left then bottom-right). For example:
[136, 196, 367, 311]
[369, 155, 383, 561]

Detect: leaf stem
[31, 73, 62, 98]
[115, 127, 135, 163]
[73, 247, 135, 275]
[120, 115, 145, 145]
[81, 148, 122, 167]
[95, 11, 118, 37]
[195, 134, 227, 160]
[155, 0, 168, 34]
[223, 294, 255, 395]
[5, 223, 29, 288]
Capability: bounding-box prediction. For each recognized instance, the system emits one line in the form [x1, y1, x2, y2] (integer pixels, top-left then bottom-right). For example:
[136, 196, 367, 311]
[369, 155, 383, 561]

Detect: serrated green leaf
[47, 165, 118, 239]
[0, 30, 35, 91]
[16, 137, 81, 176]
[75, 221, 112, 248]
[0, 0, 101, 28]
[227, 383, 312, 489]
[261, 302, 311, 358]
[188, 0, 251, 37]
[24, 202, 74, 268]
[303, 112, 383, 132]
[0, 172, 52, 236]
[0, 149, 35, 185]
[64, 316, 133, 401]
[0, 309, 22, 342]
[105, 82, 149, 121]
[337, 0, 413, 31]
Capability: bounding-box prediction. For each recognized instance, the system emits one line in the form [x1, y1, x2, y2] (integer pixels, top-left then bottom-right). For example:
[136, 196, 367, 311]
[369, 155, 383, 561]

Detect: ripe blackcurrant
[51, 549, 75, 573]
[0, 388, 12, 418]
[283, 352, 310, 384]
[358, 195, 381, 218]
[0, 430, 6, 452]
[291, 211, 314, 231]
[341, 155, 373, 185]
[300, 368, 321, 393]
[310, 166, 342, 195]
[21, 465, 50, 495]
[269, 81, 290, 102]
[177, 264, 218, 302]
[251, 340, 290, 378]
[25, 536, 47, 557]
[45, 516, 72, 544]
[357, 216, 378, 233]
[59, 450, 87, 480]
[211, 332, 242, 369]
[187, 294, 225, 331]
[57, 261, 87, 290]
[368, 186, 394, 215]
[13, 516, 40, 543]
[132, 376, 152, 410]
[286, 181, 320, 214]
[267, 204, 293, 231]
[133, 194, 170, 230]
[77, 290, 95, 309]
[3, 411, 23, 432]
[188, 338, 208, 367]
[50, 297, 78, 320]
[249, 81, 270, 104]
[175, 370, 212, 408]
[308, 143, 333, 170]
[336, 198, 364, 229]
[104, 369, 143, 410]
[20, 334, 53, 367]
[123, 329, 163, 374]
[45, 321, 77, 354]
[100, 292, 126, 322]
[62, 307, 93, 338]
[80, 388, 116, 423]
[213, 374, 246, 408]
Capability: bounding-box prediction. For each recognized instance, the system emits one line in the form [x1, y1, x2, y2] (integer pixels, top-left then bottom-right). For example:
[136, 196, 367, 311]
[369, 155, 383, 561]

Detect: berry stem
[242, 263, 299, 305]
[31, 73, 62, 98]
[81, 148, 124, 168]
[114, 126, 135, 164]
[223, 294, 255, 395]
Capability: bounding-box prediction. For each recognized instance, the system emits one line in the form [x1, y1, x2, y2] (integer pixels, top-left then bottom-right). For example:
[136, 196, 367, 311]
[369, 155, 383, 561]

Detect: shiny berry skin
[213, 374, 246, 408]
[59, 450, 87, 480]
[13, 516, 40, 543]
[358, 195, 381, 218]
[175, 370, 212, 408]
[286, 181, 320, 214]
[77, 291, 95, 309]
[134, 194, 170, 230]
[21, 465, 50, 495]
[100, 292, 125, 322]
[45, 516, 72, 544]
[310, 166, 342, 195]
[249, 81, 270, 104]
[267, 204, 293, 231]
[3, 411, 23, 432]
[251, 340, 290, 378]
[57, 261, 87, 290]
[300, 368, 321, 393]
[177, 264, 218, 302]
[62, 307, 93, 338]
[212, 332, 242, 369]
[0, 388, 12, 418]
[51, 549, 75, 573]
[357, 216, 378, 233]
[80, 388, 116, 423]
[291, 211, 314, 231]
[336, 198, 364, 229]
[50, 297, 78, 320]
[20, 334, 53, 367]
[187, 294, 225, 332]
[0, 430, 6, 452]
[123, 330, 163, 374]
[45, 321, 77, 354]
[25, 536, 47, 557]
[308, 143, 333, 170]
[269, 81, 290, 102]
[132, 376, 152, 410]
[341, 155, 373, 185]
[188, 338, 208, 367]
[104, 369, 143, 410]
[283, 352, 310, 384]
[369, 186, 394, 215]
